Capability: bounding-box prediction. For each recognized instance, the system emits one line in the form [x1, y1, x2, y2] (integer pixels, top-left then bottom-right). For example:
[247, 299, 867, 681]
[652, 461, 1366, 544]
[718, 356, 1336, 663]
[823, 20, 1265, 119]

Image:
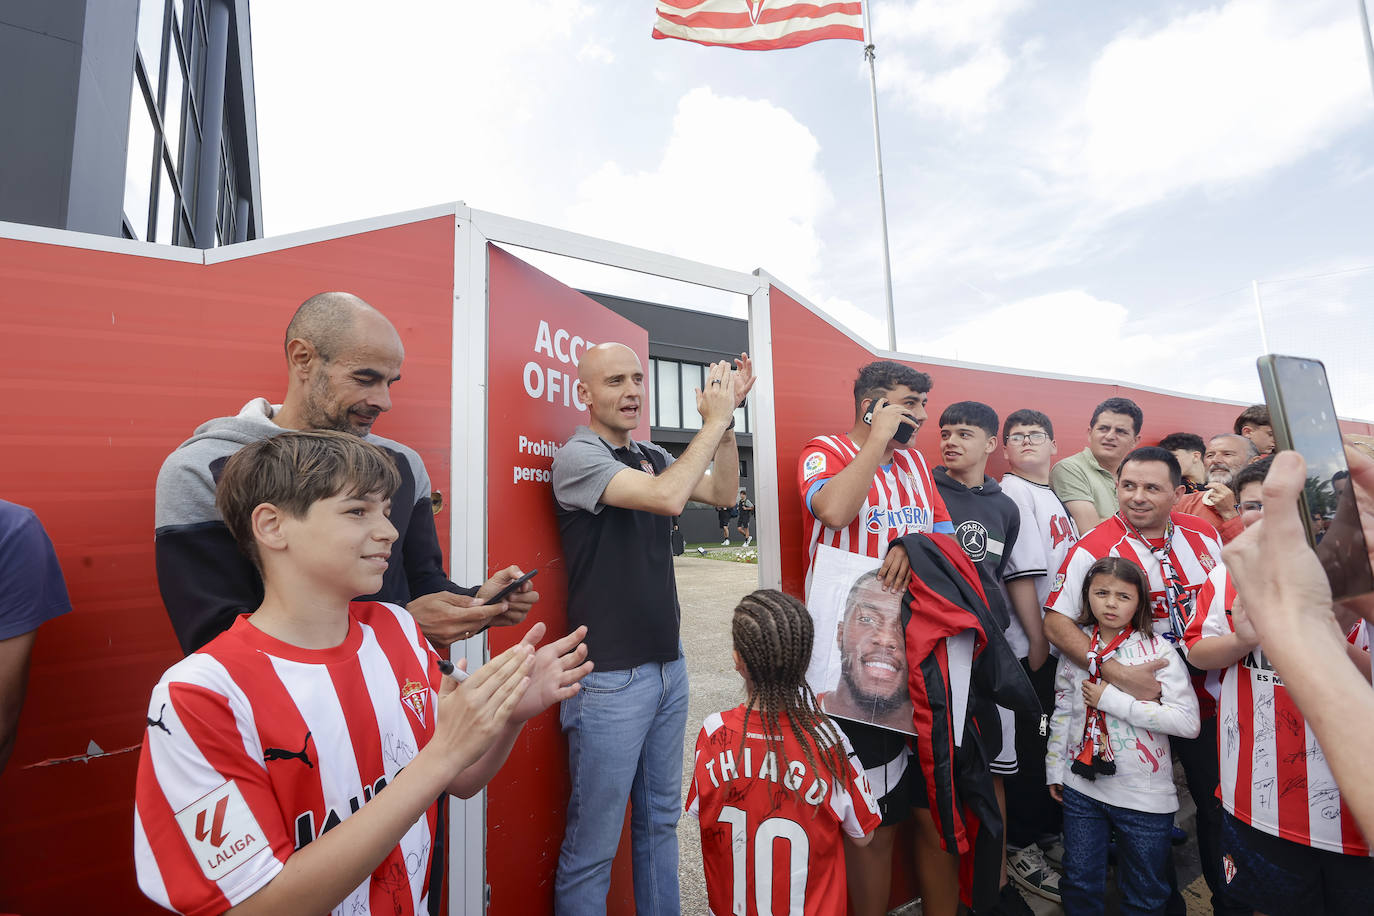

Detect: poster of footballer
[805, 544, 916, 735]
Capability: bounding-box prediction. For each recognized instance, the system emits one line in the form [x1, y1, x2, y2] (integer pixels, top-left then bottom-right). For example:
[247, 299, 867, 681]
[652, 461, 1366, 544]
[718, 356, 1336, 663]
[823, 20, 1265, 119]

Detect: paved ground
[672, 552, 1212, 915]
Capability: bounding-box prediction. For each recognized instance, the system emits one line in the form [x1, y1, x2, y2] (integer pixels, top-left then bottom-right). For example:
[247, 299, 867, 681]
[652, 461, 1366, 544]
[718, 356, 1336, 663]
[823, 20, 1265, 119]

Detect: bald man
[155, 292, 538, 653]
[551, 342, 752, 916]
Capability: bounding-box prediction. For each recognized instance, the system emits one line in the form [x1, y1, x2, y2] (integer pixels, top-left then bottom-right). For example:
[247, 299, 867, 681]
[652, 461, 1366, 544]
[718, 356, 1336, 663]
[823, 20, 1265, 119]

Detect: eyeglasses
[1006, 432, 1049, 445]
[1239, 501, 1263, 513]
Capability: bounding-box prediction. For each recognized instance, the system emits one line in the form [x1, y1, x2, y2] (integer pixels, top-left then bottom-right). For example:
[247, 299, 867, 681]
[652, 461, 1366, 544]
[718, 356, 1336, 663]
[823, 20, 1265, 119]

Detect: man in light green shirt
[1049, 397, 1142, 533]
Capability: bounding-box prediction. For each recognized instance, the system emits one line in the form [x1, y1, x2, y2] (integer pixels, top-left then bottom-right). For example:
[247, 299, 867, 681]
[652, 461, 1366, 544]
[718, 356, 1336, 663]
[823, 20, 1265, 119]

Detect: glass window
[163, 47, 185, 171]
[136, 0, 166, 78]
[657, 360, 680, 428]
[123, 76, 156, 240]
[681, 363, 704, 430]
[648, 359, 659, 427]
[154, 160, 175, 244]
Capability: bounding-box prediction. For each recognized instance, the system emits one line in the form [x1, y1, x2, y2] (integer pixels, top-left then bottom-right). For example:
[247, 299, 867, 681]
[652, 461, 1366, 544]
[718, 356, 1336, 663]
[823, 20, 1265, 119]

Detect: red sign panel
[485, 244, 650, 914]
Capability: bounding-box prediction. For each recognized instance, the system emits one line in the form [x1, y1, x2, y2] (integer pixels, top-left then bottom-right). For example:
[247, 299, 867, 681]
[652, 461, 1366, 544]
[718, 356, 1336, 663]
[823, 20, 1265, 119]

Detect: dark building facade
[584, 292, 755, 546]
[0, 0, 261, 247]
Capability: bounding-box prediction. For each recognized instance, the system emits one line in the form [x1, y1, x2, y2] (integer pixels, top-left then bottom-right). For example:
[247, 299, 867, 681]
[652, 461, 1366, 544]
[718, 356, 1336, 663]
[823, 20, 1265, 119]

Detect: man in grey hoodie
[154, 292, 537, 654]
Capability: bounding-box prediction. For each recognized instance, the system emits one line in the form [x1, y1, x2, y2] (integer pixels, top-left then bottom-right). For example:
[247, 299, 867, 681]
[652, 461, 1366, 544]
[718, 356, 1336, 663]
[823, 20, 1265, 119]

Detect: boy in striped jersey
[134, 431, 591, 916]
[798, 360, 955, 916]
[1186, 457, 1374, 914]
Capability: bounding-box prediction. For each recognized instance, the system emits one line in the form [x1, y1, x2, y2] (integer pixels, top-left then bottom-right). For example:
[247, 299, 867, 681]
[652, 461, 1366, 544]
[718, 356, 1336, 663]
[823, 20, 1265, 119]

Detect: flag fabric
[652, 1, 865, 51]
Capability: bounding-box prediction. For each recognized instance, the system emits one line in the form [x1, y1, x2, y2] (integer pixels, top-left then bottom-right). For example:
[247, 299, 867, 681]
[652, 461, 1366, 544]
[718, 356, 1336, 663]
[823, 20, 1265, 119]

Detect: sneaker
[722, 539, 731, 546]
[1037, 836, 1065, 869]
[696, 547, 708, 556]
[1007, 844, 1062, 903]
[743, 536, 753, 547]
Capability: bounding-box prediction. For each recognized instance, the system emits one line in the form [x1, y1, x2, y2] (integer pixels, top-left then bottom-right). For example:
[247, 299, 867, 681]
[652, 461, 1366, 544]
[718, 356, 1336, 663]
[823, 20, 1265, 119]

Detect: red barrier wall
[485, 244, 651, 914]
[0, 217, 456, 912]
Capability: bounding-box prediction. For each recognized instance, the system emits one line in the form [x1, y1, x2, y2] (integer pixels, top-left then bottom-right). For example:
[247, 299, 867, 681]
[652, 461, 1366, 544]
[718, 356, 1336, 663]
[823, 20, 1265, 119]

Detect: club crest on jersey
[400, 678, 429, 726]
[803, 452, 826, 480]
[1222, 854, 1236, 884]
[746, 0, 764, 25]
[1199, 553, 1216, 572]
[640, 458, 656, 476]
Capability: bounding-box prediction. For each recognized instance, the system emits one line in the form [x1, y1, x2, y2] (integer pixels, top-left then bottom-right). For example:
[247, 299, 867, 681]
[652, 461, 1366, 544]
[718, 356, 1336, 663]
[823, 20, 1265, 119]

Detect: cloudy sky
[251, 0, 1374, 418]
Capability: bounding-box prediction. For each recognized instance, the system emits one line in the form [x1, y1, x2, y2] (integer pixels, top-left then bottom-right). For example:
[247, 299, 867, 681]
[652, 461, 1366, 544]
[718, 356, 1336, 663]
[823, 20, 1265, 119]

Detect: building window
[126, 0, 211, 246]
[648, 358, 750, 434]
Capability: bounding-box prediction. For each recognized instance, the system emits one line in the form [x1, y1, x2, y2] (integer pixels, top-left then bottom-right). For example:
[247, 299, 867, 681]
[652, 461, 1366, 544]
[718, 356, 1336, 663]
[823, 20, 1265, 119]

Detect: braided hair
[732, 589, 848, 807]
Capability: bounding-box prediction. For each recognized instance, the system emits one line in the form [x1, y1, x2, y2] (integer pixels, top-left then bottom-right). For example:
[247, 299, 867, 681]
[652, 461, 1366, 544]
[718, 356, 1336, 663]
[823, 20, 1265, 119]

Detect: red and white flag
[652, 1, 865, 51]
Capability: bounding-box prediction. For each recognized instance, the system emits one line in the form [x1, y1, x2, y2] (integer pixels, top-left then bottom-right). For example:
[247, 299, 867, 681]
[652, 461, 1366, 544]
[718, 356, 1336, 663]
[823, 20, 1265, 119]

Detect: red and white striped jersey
[134, 603, 442, 915]
[799, 434, 950, 600]
[1186, 568, 1370, 856]
[1045, 512, 1222, 715]
[686, 706, 880, 916]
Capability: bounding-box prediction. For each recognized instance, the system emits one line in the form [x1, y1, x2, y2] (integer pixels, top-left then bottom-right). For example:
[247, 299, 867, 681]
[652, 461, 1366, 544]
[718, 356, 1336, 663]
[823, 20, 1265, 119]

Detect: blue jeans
[554, 654, 688, 916]
[1061, 785, 1173, 916]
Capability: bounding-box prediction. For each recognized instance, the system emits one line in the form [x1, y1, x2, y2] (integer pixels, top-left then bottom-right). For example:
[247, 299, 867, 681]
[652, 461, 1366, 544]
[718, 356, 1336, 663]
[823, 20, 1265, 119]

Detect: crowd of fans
[2, 292, 1370, 916]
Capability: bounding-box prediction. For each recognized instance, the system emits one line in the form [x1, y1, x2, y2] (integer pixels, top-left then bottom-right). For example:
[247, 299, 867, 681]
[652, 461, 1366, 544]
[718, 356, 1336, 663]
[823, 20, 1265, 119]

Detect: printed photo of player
[805, 545, 915, 734]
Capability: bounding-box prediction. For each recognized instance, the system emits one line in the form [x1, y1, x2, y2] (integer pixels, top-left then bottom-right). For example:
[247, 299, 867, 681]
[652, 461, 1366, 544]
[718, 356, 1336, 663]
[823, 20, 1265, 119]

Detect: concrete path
[671, 554, 1211, 915]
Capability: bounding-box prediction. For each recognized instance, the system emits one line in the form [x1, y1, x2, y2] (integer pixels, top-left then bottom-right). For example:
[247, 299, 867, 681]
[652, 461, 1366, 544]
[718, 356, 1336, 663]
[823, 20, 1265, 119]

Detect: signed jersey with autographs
[798, 434, 950, 600]
[686, 706, 880, 916]
[134, 602, 443, 914]
[1186, 567, 1370, 855]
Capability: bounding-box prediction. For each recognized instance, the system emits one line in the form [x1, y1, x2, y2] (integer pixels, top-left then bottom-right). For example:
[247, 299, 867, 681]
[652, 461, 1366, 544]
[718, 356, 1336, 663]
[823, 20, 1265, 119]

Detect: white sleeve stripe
[132, 806, 172, 910]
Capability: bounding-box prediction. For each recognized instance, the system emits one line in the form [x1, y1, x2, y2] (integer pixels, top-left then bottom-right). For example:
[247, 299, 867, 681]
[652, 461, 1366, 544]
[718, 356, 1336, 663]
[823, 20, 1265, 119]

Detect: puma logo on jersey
[147, 703, 171, 735]
[264, 731, 314, 768]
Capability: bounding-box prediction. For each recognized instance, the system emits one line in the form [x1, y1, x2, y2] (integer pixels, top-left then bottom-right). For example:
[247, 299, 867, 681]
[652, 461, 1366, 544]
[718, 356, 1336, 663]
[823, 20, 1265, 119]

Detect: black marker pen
[437, 659, 469, 683]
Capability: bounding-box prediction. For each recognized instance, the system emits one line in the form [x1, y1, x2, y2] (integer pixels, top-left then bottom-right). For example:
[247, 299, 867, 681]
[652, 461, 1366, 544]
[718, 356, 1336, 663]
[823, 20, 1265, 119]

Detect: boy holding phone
[134, 431, 590, 915]
[798, 360, 956, 916]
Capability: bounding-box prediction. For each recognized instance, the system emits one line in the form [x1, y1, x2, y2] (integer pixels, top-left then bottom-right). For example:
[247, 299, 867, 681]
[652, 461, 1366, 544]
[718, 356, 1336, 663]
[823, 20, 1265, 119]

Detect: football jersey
[1186, 568, 1370, 856]
[1045, 512, 1221, 715]
[686, 706, 881, 916]
[798, 434, 951, 601]
[134, 603, 442, 915]
[1000, 474, 1080, 609]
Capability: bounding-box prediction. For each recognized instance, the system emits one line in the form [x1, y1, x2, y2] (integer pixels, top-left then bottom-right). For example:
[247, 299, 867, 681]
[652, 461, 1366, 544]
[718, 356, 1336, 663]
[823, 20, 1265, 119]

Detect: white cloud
[883, 45, 1012, 122]
[565, 87, 834, 289]
[578, 41, 616, 64]
[1073, 0, 1368, 209]
[873, 0, 1029, 52]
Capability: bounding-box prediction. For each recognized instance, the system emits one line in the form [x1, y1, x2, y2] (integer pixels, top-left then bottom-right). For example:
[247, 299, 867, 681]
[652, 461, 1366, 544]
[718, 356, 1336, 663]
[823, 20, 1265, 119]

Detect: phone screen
[1259, 355, 1374, 601]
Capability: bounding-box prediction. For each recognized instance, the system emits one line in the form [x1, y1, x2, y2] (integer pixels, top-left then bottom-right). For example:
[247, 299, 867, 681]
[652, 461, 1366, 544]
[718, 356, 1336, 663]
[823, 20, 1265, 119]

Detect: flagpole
[1360, 0, 1374, 101]
[862, 1, 898, 351]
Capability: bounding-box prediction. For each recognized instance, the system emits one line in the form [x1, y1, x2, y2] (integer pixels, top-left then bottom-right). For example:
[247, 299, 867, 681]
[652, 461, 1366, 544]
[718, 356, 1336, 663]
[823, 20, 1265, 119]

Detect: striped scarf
[1071, 624, 1132, 780]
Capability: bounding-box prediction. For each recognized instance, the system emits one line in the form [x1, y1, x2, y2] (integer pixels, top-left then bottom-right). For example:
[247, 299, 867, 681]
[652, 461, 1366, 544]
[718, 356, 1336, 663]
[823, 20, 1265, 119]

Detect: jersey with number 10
[798, 434, 950, 600]
[687, 706, 880, 916]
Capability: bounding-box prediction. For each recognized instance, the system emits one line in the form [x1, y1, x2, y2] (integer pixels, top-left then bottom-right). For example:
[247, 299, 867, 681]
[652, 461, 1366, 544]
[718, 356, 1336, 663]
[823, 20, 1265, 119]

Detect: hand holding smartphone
[863, 398, 917, 445]
[1257, 355, 1374, 601]
[485, 568, 538, 606]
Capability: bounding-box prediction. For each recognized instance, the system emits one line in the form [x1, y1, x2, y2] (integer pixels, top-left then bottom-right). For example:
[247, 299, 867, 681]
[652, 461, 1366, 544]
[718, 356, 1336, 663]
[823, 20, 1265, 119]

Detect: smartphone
[485, 568, 538, 605]
[1257, 355, 1374, 600]
[863, 398, 916, 445]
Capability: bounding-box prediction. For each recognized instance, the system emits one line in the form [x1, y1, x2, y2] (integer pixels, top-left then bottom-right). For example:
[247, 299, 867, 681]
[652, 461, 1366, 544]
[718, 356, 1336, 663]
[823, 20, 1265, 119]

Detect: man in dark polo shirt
[551, 342, 752, 916]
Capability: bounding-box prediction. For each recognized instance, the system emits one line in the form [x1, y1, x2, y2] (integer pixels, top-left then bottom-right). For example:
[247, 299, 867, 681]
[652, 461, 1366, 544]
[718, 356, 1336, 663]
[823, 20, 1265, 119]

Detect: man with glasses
[1044, 447, 1246, 916]
[1175, 434, 1259, 544]
[998, 409, 1079, 904]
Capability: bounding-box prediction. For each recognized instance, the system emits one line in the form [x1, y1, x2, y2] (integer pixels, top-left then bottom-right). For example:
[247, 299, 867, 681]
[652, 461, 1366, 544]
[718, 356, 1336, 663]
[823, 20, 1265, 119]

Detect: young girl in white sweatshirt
[1046, 557, 1200, 916]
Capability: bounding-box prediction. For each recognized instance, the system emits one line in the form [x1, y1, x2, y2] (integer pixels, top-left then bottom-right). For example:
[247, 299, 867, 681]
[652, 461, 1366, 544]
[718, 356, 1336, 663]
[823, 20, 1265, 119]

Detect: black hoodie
[932, 467, 1020, 631]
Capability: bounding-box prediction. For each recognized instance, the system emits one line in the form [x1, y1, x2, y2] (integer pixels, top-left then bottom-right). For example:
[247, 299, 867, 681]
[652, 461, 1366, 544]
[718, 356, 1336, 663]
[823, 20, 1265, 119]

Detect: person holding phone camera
[798, 360, 957, 916]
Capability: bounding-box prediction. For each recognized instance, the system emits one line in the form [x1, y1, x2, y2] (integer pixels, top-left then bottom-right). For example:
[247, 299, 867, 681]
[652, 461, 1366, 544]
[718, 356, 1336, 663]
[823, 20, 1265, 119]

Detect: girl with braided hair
[1045, 557, 1199, 915]
[686, 588, 880, 915]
